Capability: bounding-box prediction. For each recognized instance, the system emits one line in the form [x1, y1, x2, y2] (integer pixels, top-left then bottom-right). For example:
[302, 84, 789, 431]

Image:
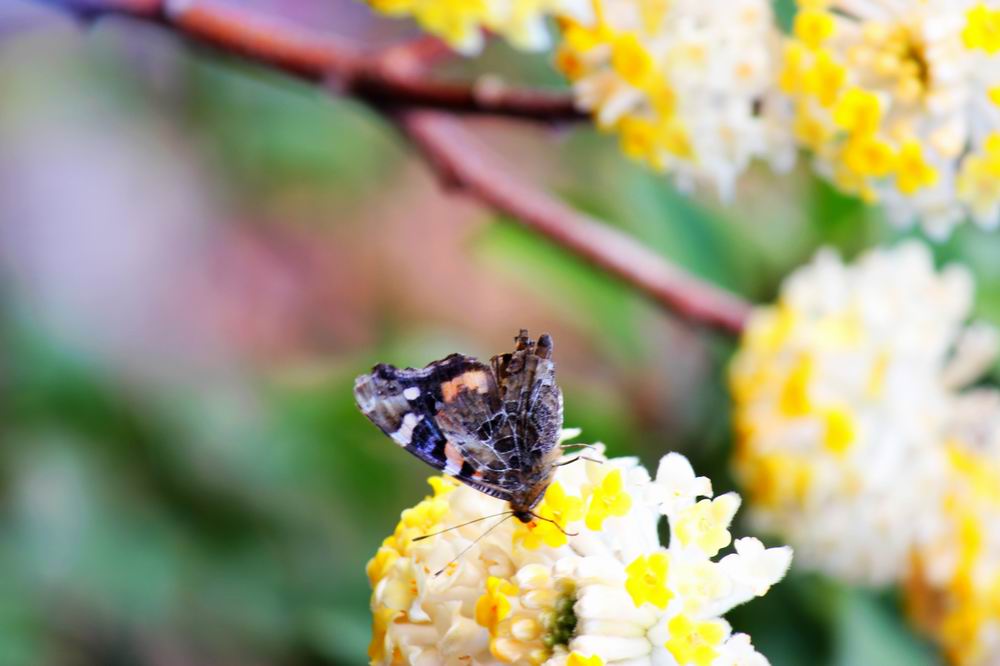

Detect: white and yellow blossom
[364, 0, 593, 54]
[554, 0, 793, 199]
[367, 442, 792, 665]
[907, 391, 1000, 666]
[781, 0, 1000, 237]
[730, 241, 998, 585]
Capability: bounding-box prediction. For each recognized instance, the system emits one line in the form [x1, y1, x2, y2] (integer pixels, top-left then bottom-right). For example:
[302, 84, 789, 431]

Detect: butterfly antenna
[413, 511, 514, 542]
[553, 455, 604, 468]
[529, 512, 578, 537]
[559, 442, 598, 450]
[432, 513, 514, 577]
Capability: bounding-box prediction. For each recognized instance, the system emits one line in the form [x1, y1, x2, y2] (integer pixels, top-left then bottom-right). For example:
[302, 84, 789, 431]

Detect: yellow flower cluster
[782, 0, 1000, 236]
[365, 475, 458, 664]
[361, 0, 1000, 233]
[729, 242, 995, 585]
[907, 395, 1000, 666]
[731, 241, 1000, 663]
[367, 443, 791, 665]
[364, 0, 593, 54]
[553, 0, 792, 198]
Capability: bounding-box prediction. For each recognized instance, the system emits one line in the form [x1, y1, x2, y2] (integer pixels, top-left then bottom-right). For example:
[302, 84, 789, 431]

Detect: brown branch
[41, 0, 752, 334]
[57, 0, 585, 120]
[399, 111, 751, 334]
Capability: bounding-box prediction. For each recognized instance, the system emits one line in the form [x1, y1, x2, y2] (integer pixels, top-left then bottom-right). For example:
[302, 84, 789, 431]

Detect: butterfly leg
[528, 512, 578, 537]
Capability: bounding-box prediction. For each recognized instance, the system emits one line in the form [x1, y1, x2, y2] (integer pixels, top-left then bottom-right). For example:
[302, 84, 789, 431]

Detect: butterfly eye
[385, 380, 402, 395]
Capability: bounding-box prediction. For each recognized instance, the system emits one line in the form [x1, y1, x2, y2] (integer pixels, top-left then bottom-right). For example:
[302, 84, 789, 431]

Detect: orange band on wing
[443, 441, 465, 476]
[440, 370, 490, 402]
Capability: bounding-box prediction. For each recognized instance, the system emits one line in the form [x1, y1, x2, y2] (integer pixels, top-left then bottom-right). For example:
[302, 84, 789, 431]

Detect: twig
[399, 111, 751, 334]
[37, 0, 752, 334]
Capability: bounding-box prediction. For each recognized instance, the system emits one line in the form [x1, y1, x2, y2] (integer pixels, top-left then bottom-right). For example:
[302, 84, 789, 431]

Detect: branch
[55, 0, 585, 120]
[400, 111, 751, 335]
[40, 0, 752, 334]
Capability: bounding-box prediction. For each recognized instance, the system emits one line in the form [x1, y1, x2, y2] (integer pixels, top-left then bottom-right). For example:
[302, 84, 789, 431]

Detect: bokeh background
[3, 1, 1000, 664]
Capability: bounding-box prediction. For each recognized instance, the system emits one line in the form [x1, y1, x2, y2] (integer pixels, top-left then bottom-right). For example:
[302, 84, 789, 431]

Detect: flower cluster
[781, 0, 1000, 237]
[363, 0, 593, 54]
[907, 392, 1000, 666]
[367, 441, 792, 665]
[362, 0, 1000, 233]
[553, 0, 793, 199]
[729, 241, 998, 586]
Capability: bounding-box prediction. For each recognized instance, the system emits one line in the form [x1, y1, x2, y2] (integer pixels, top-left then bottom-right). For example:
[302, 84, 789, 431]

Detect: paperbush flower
[730, 241, 998, 585]
[364, 0, 593, 54]
[366, 442, 792, 665]
[907, 392, 1000, 666]
[553, 0, 793, 199]
[781, 0, 1000, 237]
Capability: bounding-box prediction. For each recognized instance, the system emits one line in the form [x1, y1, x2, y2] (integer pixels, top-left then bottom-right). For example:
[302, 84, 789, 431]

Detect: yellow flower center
[625, 552, 674, 609]
[674, 495, 738, 556]
[665, 614, 727, 666]
[585, 468, 633, 530]
[612, 33, 658, 88]
[894, 139, 938, 195]
[833, 88, 882, 135]
[821, 407, 856, 455]
[476, 576, 519, 633]
[514, 482, 583, 549]
[842, 134, 896, 178]
[794, 9, 835, 49]
[964, 4, 1000, 54]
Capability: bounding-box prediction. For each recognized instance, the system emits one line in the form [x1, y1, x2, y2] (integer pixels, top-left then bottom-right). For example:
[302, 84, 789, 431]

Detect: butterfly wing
[354, 353, 518, 501]
[491, 330, 563, 508]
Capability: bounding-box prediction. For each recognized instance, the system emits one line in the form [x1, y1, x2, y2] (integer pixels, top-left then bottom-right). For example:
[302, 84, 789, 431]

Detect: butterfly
[353, 329, 564, 523]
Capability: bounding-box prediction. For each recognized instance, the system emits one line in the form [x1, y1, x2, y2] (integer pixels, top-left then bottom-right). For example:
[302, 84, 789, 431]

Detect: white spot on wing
[390, 413, 423, 447]
[403, 386, 421, 400]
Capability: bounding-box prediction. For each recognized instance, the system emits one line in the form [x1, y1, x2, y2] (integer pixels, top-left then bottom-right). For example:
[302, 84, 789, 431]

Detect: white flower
[553, 0, 794, 199]
[720, 538, 793, 598]
[648, 452, 713, 517]
[367, 445, 791, 665]
[713, 633, 770, 666]
[363, 0, 594, 55]
[780, 0, 1000, 237]
[729, 241, 996, 585]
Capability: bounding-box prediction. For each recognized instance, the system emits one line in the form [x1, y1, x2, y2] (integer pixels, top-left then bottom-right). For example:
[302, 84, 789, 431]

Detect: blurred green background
[2, 1, 999, 664]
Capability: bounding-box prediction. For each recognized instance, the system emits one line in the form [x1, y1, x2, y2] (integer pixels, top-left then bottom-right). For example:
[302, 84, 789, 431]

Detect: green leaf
[832, 589, 940, 666]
